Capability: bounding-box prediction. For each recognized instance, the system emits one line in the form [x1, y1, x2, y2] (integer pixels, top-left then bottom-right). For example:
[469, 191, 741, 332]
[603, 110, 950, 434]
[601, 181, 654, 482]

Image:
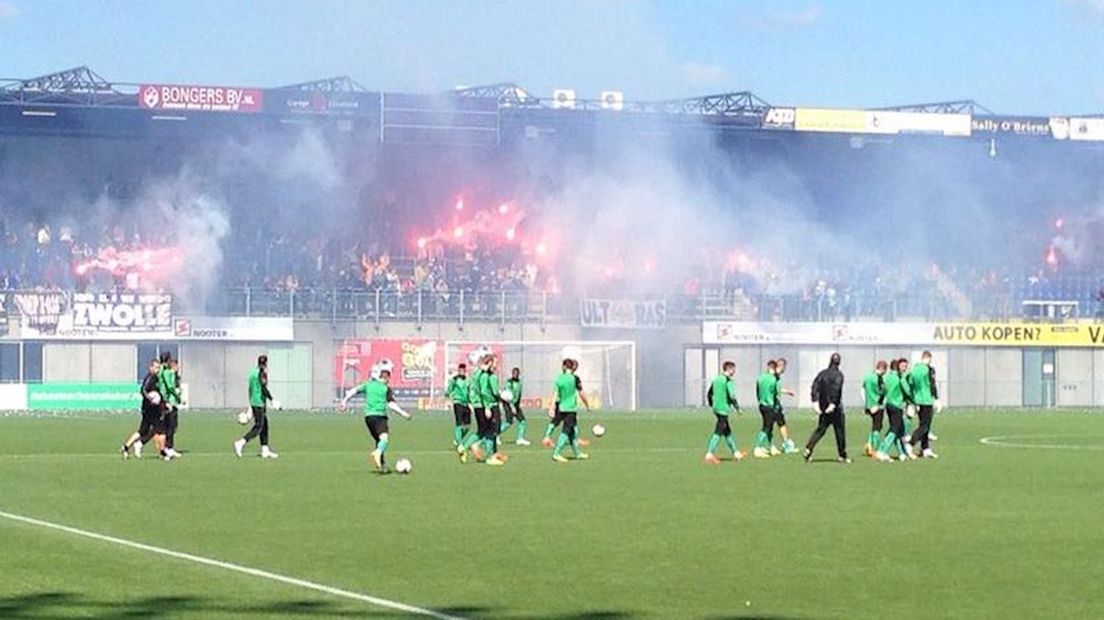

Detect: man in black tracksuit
[804, 352, 850, 463]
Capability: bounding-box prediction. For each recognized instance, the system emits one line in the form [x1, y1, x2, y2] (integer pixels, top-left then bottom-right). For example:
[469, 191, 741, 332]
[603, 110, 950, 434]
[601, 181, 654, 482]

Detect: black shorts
[251, 405, 266, 418]
[866, 407, 884, 428]
[713, 414, 731, 436]
[503, 401, 523, 422]
[488, 404, 502, 432]
[561, 412, 578, 438]
[453, 403, 471, 426]
[138, 408, 164, 436]
[364, 416, 389, 442]
[773, 407, 787, 427]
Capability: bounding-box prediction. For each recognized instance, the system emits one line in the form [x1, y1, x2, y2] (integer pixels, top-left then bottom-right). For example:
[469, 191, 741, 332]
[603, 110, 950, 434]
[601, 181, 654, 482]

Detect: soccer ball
[395, 458, 413, 474]
[499, 389, 514, 402]
[236, 409, 253, 425]
[592, 424, 606, 438]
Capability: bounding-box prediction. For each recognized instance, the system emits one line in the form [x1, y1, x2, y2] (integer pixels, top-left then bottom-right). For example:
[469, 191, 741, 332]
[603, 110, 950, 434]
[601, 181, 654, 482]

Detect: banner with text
[17, 292, 173, 340]
[333, 338, 444, 399]
[27, 382, 141, 411]
[580, 299, 666, 329]
[971, 116, 1067, 139]
[703, 321, 1104, 348]
[173, 317, 293, 341]
[139, 84, 264, 113]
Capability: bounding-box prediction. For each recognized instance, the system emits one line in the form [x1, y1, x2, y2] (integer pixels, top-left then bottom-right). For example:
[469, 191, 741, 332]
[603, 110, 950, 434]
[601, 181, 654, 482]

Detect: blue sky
[1, 0, 1102, 115]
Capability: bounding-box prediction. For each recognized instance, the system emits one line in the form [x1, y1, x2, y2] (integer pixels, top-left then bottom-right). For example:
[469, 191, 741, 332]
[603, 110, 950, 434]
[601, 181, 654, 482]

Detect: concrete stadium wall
[11, 319, 1104, 409]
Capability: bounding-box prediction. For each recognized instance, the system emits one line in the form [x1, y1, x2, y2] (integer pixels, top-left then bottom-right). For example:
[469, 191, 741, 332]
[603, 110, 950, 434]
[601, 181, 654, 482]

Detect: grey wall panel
[89, 344, 136, 382]
[43, 344, 90, 382]
[984, 348, 1022, 407]
[948, 348, 985, 407]
[182, 342, 226, 408]
[1056, 349, 1093, 407]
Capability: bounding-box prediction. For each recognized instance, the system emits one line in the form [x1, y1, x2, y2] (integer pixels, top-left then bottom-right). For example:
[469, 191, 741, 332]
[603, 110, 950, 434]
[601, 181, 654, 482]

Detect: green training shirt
[884, 371, 911, 408]
[158, 367, 180, 405]
[908, 363, 935, 406]
[710, 374, 737, 415]
[447, 374, 470, 405]
[506, 377, 522, 405]
[361, 379, 393, 417]
[248, 367, 266, 407]
[756, 372, 778, 408]
[480, 370, 500, 405]
[862, 372, 885, 409]
[469, 368, 484, 408]
[555, 372, 579, 413]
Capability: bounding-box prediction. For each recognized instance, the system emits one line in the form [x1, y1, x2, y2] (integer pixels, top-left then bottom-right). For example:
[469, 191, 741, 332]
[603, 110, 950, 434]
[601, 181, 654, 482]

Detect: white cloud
[771, 5, 823, 28]
[1066, 0, 1104, 19]
[682, 62, 729, 86]
[0, 1, 18, 20]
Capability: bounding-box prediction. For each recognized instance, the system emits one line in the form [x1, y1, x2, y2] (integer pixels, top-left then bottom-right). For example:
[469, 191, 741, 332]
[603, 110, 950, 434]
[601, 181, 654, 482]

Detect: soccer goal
[441, 340, 637, 411]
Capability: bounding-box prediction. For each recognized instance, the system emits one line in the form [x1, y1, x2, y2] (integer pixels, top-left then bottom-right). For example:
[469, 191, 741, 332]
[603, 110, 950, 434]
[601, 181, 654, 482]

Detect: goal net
[439, 340, 636, 412]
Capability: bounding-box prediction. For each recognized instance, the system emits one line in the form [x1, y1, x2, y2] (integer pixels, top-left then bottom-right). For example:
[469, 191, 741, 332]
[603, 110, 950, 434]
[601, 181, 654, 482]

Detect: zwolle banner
[17, 292, 173, 340]
[27, 382, 141, 411]
[333, 339, 444, 399]
[580, 299, 666, 329]
[139, 84, 264, 113]
[173, 317, 293, 341]
[703, 321, 1104, 348]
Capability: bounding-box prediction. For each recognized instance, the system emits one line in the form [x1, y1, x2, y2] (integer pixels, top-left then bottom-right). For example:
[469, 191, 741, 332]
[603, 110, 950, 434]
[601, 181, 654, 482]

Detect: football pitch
[1, 409, 1101, 619]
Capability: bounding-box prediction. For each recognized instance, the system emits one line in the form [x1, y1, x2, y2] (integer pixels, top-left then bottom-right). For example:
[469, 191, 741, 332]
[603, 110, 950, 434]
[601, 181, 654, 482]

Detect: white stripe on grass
[979, 434, 1104, 450]
[0, 509, 464, 620]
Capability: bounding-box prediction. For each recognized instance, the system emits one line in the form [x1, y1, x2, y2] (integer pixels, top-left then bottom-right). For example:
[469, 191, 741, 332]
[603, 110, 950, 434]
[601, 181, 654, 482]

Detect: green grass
[1, 408, 1102, 619]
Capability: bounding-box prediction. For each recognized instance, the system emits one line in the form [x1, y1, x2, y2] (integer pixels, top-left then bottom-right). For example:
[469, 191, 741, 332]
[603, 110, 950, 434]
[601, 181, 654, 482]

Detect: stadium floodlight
[552, 89, 576, 109]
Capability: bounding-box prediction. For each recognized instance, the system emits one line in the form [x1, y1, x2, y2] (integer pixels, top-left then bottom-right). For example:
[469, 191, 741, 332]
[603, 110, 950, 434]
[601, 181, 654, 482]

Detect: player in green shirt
[457, 354, 487, 462]
[876, 358, 914, 461]
[340, 364, 411, 472]
[499, 367, 530, 446]
[705, 361, 744, 464]
[770, 358, 799, 454]
[550, 358, 591, 463]
[479, 356, 506, 465]
[543, 359, 584, 447]
[156, 352, 183, 460]
[861, 360, 888, 458]
[906, 350, 940, 459]
[446, 363, 472, 447]
[233, 355, 279, 459]
[752, 360, 779, 458]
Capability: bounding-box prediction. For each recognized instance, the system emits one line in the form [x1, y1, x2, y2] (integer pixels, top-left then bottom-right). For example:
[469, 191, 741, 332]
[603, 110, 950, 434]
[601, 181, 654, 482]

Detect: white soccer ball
[236, 409, 253, 425]
[395, 458, 413, 474]
[499, 389, 514, 402]
[377, 358, 395, 373]
[591, 424, 606, 438]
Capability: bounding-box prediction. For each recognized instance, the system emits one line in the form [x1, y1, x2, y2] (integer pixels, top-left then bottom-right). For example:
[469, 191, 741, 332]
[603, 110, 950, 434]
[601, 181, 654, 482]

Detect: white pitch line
[979, 434, 1104, 451]
[0, 509, 464, 620]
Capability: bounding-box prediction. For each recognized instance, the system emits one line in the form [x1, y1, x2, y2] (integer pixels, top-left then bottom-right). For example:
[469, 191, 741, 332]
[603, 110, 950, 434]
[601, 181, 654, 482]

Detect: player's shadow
[0, 591, 493, 618]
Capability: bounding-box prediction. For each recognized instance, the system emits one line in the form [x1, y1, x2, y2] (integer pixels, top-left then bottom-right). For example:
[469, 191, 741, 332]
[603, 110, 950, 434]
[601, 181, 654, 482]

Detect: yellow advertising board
[930, 323, 1104, 347]
[794, 108, 871, 134]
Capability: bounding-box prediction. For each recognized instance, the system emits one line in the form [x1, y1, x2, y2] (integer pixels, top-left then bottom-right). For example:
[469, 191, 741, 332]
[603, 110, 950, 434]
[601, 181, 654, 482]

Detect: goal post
[441, 340, 637, 412]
